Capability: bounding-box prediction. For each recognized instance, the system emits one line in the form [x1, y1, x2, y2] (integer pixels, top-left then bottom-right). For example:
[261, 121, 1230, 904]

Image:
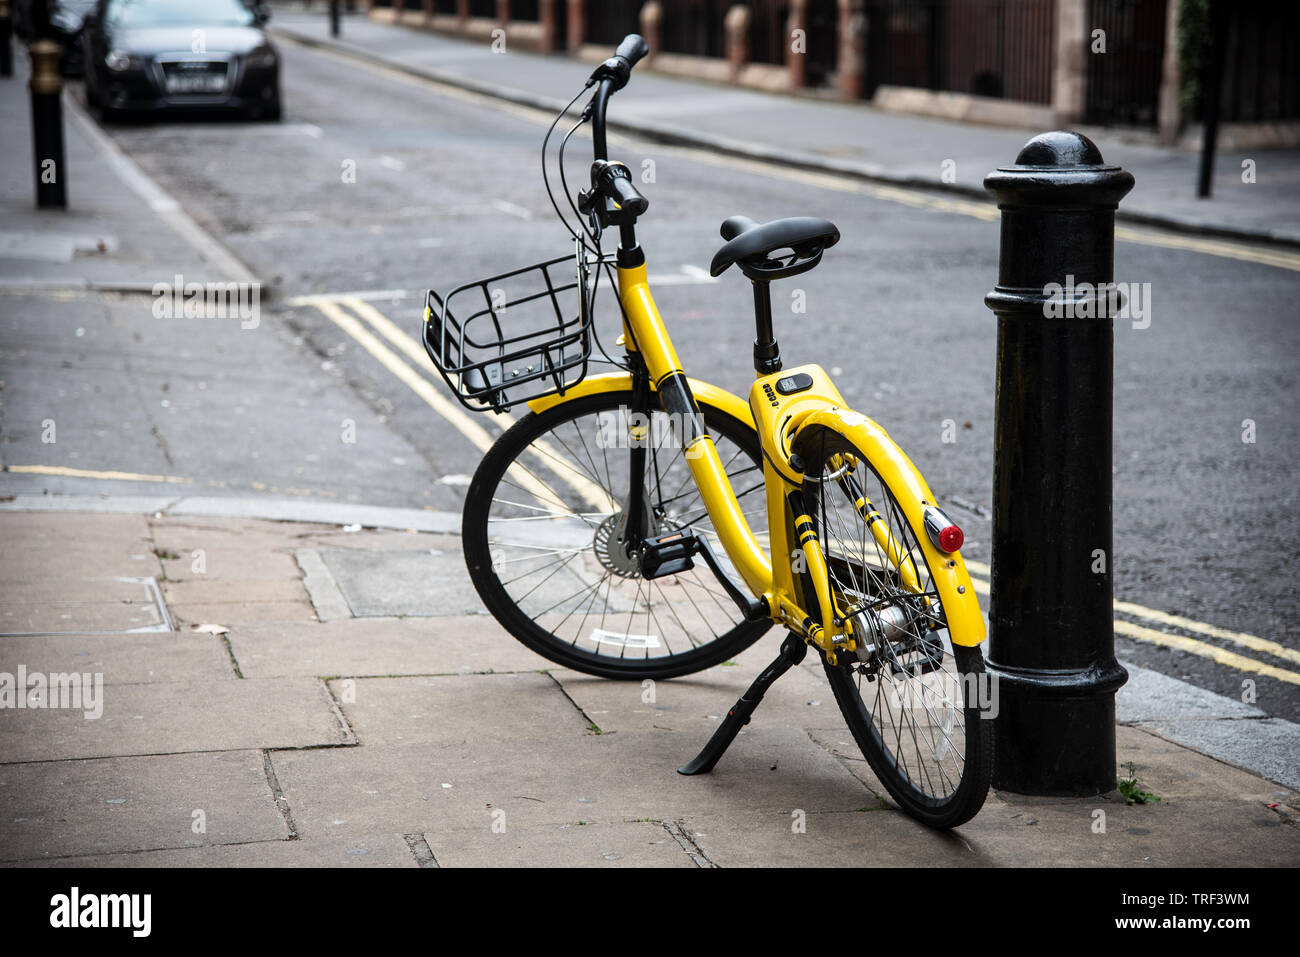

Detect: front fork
[617, 353, 652, 551]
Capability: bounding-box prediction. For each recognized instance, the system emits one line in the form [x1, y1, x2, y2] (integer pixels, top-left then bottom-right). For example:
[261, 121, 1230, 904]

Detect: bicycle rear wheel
[463, 389, 772, 679]
[802, 429, 992, 828]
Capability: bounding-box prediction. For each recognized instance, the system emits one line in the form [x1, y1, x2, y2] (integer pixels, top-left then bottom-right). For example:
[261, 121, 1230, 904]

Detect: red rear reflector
[923, 506, 963, 553]
[938, 525, 963, 553]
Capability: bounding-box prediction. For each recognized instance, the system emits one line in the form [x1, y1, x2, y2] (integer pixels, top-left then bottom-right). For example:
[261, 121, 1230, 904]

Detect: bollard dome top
[984, 131, 1134, 209]
[1014, 131, 1105, 168]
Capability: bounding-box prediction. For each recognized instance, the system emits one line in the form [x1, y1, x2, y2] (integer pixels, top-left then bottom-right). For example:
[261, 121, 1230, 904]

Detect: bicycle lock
[983, 132, 1134, 795]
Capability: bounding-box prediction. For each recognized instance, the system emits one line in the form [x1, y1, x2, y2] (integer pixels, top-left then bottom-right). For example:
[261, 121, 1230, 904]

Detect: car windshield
[105, 0, 256, 29]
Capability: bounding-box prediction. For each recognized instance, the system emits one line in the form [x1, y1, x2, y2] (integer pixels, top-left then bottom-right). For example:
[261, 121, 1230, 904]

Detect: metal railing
[863, 0, 1055, 104]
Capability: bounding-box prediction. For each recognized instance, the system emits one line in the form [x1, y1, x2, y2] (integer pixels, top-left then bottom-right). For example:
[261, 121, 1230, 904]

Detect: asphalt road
[5, 35, 1298, 721]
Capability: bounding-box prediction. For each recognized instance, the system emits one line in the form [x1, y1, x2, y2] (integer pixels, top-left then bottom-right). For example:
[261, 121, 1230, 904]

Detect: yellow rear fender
[790, 408, 986, 647]
[526, 372, 754, 428]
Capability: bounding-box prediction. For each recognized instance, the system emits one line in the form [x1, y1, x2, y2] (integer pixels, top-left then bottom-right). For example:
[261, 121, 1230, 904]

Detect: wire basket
[423, 240, 599, 413]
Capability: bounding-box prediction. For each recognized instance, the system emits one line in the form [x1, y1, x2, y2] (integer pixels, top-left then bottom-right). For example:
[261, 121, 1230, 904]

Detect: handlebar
[591, 161, 648, 216]
[588, 34, 650, 94]
[585, 34, 648, 160]
[582, 35, 651, 224]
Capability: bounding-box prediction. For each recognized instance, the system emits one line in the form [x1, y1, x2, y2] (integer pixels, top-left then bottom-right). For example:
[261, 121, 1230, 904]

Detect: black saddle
[709, 215, 840, 281]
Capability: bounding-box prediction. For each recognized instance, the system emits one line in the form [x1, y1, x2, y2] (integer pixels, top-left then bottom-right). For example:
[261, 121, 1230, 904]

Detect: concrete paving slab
[0, 677, 351, 762]
[957, 795, 1298, 867]
[804, 728, 898, 806]
[166, 599, 319, 627]
[0, 579, 170, 635]
[0, 513, 161, 581]
[0, 631, 234, 684]
[331, 673, 591, 746]
[680, 808, 979, 867]
[296, 549, 351, 623]
[149, 518, 333, 562]
[1113, 725, 1296, 805]
[162, 578, 308, 605]
[318, 547, 488, 617]
[553, 655, 838, 736]
[0, 750, 288, 862]
[684, 791, 1300, 866]
[227, 615, 553, 678]
[1, 578, 162, 604]
[9, 832, 418, 868]
[160, 548, 303, 583]
[428, 819, 698, 868]
[684, 724, 1300, 866]
[150, 515, 331, 536]
[1137, 717, 1300, 793]
[269, 726, 876, 843]
[296, 530, 463, 552]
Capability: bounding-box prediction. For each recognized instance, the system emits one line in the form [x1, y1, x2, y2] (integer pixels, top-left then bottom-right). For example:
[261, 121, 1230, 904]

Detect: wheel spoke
[469, 396, 768, 673]
[813, 442, 983, 812]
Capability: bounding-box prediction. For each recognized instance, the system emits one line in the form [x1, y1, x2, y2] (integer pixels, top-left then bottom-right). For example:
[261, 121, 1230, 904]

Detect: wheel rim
[478, 397, 767, 665]
[809, 442, 975, 805]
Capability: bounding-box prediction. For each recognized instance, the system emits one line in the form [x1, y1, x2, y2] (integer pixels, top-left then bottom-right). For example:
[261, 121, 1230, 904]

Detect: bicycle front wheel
[463, 389, 772, 679]
[802, 429, 992, 828]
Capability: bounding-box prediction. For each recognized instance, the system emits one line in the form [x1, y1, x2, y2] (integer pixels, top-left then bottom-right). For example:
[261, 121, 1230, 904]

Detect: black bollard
[330, 0, 340, 37]
[29, 37, 66, 208]
[982, 132, 1133, 796]
[0, 0, 13, 78]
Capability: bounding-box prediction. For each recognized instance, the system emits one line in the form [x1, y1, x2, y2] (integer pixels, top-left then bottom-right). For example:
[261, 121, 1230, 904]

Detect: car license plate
[165, 73, 225, 94]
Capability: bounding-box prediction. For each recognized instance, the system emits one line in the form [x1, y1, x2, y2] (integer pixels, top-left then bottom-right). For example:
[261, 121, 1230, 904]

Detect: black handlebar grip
[616, 34, 650, 68]
[610, 175, 649, 216]
[720, 215, 760, 240]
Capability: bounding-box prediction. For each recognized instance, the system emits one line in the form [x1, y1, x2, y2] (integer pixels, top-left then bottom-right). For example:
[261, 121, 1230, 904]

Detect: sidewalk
[268, 9, 1300, 247]
[0, 51, 255, 291]
[1, 504, 1295, 867]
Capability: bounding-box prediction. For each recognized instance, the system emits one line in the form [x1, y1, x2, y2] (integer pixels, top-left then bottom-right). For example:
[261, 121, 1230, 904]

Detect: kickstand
[678, 631, 809, 775]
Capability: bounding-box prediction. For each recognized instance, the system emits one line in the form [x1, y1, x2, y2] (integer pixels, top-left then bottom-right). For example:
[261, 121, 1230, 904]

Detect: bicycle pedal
[639, 530, 697, 579]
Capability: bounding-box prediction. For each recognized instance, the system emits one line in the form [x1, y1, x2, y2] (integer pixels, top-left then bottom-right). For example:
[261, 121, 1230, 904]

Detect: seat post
[751, 280, 782, 375]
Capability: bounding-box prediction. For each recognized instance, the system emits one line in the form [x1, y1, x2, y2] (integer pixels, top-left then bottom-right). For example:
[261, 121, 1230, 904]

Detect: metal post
[0, 0, 14, 78]
[982, 131, 1133, 796]
[1196, 0, 1229, 199]
[330, 0, 340, 37]
[29, 36, 66, 209]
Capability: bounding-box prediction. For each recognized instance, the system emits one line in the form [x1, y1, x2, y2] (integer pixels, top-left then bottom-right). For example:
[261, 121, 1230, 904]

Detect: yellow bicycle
[425, 36, 991, 827]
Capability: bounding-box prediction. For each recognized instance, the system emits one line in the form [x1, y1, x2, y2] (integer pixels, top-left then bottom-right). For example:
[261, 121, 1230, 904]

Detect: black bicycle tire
[803, 428, 992, 828]
[824, 645, 992, 828]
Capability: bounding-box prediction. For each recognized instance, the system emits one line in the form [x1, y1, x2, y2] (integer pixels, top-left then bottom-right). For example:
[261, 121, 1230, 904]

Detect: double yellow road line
[302, 293, 1300, 688]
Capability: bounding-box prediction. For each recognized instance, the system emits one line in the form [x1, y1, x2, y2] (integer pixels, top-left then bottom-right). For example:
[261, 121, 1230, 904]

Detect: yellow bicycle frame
[527, 261, 985, 657]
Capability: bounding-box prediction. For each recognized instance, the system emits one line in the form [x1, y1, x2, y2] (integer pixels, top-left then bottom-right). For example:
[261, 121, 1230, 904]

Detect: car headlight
[244, 45, 277, 69]
[105, 50, 144, 71]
